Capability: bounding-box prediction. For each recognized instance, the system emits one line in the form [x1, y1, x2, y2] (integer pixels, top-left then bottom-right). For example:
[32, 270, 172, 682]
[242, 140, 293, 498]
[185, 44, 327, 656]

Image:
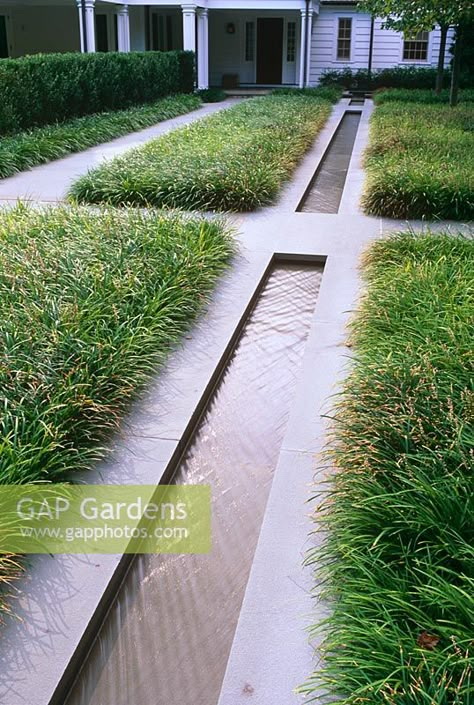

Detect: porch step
[223, 88, 272, 97]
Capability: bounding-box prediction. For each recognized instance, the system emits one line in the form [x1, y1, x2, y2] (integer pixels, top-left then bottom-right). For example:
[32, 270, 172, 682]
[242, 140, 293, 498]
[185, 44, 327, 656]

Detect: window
[287, 21, 296, 62]
[403, 30, 429, 61]
[151, 14, 174, 50]
[0, 16, 8, 58]
[337, 17, 352, 60]
[245, 22, 255, 62]
[166, 16, 173, 51]
[95, 15, 109, 53]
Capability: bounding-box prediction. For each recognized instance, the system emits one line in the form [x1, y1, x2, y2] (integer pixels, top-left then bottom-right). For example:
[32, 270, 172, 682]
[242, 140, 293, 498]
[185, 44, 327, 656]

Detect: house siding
[0, 5, 80, 57]
[309, 6, 455, 84]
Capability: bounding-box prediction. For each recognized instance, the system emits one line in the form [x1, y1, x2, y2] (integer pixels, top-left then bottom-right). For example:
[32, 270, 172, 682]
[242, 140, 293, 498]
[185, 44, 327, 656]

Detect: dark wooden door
[256, 18, 283, 85]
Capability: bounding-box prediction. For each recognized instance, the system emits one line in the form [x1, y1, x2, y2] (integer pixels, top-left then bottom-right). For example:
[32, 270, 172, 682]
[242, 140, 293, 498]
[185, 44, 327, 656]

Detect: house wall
[0, 4, 153, 57]
[309, 5, 455, 84]
[209, 9, 301, 86]
[0, 5, 79, 56]
[0, 2, 455, 87]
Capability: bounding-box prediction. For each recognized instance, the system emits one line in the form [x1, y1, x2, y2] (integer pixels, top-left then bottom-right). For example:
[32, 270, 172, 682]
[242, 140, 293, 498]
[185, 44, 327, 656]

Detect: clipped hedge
[0, 51, 195, 135]
[320, 66, 473, 91]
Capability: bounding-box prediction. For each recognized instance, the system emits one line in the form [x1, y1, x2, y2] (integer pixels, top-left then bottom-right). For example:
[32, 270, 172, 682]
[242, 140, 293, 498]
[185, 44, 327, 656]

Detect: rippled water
[65, 263, 323, 705]
[299, 111, 361, 214]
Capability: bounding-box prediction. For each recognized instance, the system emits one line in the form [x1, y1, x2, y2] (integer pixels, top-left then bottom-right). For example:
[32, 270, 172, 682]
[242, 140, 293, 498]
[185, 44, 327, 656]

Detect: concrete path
[0, 99, 239, 203]
[0, 97, 469, 705]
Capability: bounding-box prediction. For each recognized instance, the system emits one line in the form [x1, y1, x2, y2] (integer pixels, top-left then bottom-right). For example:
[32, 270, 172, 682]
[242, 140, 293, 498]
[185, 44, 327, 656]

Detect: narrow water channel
[298, 111, 361, 214]
[64, 262, 323, 705]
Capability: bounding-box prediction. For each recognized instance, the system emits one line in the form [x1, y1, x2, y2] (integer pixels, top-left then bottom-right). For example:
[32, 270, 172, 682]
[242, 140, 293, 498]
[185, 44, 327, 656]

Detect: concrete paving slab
[217, 449, 331, 705]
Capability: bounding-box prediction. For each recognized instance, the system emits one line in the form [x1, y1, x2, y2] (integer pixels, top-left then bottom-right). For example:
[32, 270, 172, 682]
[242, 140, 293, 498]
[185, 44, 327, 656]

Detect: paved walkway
[0, 98, 468, 705]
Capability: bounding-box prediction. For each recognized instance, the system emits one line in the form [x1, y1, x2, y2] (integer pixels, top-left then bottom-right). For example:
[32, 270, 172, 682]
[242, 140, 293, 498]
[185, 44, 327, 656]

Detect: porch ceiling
[2, 0, 318, 9]
[101, 0, 319, 10]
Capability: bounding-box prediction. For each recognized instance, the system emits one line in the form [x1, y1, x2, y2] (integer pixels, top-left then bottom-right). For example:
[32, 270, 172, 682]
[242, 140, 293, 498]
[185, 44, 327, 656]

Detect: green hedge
[0, 51, 195, 135]
[320, 66, 473, 91]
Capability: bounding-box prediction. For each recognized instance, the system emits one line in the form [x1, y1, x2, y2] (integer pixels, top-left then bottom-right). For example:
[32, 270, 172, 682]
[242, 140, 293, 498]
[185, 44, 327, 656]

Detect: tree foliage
[359, 0, 473, 34]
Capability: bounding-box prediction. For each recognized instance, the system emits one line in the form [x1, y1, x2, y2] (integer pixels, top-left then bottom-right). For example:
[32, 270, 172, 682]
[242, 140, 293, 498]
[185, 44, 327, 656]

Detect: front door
[256, 18, 283, 85]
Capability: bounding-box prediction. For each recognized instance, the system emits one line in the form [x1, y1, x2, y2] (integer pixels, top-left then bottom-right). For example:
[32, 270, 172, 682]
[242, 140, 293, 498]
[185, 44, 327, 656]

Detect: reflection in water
[300, 111, 361, 214]
[66, 263, 323, 705]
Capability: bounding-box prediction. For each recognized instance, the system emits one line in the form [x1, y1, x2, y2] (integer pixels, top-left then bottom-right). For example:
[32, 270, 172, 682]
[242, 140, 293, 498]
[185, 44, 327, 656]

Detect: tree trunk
[450, 25, 463, 107]
[435, 24, 448, 94]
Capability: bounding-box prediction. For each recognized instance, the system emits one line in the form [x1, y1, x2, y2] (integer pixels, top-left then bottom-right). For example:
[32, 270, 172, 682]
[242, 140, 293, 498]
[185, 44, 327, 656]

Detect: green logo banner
[0, 485, 211, 554]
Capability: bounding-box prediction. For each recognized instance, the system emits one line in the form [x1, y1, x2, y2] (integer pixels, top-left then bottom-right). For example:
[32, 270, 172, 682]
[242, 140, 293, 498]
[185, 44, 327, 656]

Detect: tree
[359, 0, 474, 105]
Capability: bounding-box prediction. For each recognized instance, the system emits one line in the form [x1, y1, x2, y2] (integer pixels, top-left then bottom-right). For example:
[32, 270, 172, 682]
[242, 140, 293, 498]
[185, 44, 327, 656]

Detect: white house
[0, 0, 453, 88]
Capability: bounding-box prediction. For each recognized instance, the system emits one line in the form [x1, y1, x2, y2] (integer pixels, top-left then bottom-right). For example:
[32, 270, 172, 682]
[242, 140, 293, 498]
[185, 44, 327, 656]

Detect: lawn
[0, 94, 201, 180]
[69, 94, 334, 212]
[303, 231, 474, 704]
[0, 204, 232, 613]
[362, 98, 474, 220]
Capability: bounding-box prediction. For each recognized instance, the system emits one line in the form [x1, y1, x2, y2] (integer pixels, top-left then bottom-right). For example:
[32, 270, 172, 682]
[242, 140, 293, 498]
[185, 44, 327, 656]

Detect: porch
[0, 0, 317, 88]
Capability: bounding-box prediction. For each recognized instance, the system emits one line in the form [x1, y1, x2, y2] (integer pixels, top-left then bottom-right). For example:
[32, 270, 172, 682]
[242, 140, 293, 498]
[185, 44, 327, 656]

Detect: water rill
[298, 111, 361, 214]
[64, 261, 324, 705]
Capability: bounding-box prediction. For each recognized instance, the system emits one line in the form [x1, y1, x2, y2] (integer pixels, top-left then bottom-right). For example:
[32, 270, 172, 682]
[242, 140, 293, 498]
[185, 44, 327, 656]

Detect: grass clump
[0, 94, 201, 180]
[0, 203, 231, 614]
[362, 102, 474, 220]
[0, 203, 231, 615]
[69, 94, 333, 212]
[0, 204, 232, 486]
[303, 231, 474, 705]
[374, 88, 474, 105]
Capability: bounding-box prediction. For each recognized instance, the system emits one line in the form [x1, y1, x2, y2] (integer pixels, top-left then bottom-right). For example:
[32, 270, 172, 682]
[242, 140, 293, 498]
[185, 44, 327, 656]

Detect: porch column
[181, 4, 196, 54]
[298, 8, 307, 88]
[197, 8, 209, 89]
[117, 4, 131, 52]
[305, 8, 314, 87]
[76, 0, 96, 53]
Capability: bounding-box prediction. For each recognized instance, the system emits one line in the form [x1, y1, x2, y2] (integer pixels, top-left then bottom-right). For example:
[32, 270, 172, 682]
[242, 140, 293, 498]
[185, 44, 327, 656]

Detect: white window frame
[334, 15, 354, 63]
[401, 30, 431, 63]
[244, 20, 255, 63]
[286, 19, 296, 63]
